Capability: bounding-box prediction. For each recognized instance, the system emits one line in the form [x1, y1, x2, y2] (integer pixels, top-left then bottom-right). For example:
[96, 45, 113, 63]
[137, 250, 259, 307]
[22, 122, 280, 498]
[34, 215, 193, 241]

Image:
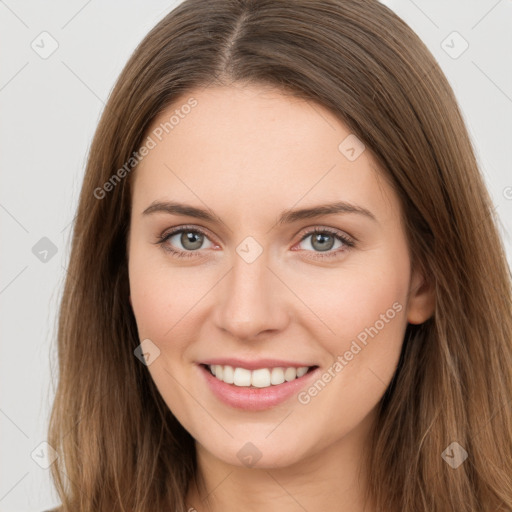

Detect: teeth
[296, 366, 308, 377]
[223, 365, 234, 384]
[233, 367, 251, 386]
[284, 367, 297, 381]
[270, 367, 285, 385]
[251, 368, 271, 388]
[207, 364, 311, 388]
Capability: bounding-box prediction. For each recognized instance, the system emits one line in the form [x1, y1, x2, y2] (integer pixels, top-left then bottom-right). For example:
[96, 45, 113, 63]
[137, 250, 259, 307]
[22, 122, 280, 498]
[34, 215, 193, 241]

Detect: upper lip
[199, 358, 317, 370]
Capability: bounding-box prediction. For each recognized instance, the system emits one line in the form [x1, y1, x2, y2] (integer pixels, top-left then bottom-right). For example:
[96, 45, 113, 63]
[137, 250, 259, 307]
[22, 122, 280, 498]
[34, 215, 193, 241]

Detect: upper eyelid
[162, 225, 215, 243]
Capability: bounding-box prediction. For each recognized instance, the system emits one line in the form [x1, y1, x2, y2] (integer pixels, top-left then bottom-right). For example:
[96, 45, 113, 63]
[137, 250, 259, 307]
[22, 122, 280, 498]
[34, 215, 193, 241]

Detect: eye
[294, 227, 355, 259]
[155, 225, 355, 260]
[155, 226, 214, 259]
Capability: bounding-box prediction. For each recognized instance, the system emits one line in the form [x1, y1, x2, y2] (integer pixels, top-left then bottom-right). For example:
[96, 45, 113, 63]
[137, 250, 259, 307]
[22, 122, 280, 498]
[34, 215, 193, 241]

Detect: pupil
[182, 231, 202, 250]
[313, 233, 333, 252]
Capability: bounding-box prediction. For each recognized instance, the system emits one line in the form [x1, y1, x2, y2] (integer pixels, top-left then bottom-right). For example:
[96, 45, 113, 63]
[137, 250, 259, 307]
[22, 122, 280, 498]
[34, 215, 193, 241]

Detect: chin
[199, 434, 312, 470]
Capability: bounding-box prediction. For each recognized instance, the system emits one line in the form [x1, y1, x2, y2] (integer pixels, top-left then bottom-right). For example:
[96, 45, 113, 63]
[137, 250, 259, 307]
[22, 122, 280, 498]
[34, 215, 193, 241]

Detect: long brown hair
[48, 0, 512, 510]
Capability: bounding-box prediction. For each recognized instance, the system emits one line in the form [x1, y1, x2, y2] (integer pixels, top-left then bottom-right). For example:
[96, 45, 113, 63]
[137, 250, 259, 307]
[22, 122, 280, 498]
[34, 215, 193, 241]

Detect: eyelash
[155, 225, 356, 260]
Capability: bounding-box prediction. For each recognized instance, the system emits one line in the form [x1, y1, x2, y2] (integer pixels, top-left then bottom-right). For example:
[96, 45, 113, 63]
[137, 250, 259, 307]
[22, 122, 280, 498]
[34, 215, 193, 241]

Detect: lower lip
[198, 364, 320, 411]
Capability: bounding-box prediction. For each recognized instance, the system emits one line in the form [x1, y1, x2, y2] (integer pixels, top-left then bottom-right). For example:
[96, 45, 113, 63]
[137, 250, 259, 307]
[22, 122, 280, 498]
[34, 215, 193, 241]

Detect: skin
[127, 83, 435, 512]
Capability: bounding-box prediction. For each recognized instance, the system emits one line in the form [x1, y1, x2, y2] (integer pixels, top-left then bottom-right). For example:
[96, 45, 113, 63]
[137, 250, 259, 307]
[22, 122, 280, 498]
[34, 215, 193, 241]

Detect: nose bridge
[214, 239, 288, 340]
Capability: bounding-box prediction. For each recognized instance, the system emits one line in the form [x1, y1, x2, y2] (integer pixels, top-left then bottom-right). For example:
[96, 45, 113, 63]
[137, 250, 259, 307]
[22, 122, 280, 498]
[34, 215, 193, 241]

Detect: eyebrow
[142, 200, 377, 225]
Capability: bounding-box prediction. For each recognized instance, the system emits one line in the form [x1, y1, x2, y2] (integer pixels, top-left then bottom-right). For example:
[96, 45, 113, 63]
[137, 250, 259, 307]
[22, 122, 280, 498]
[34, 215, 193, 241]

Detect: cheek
[129, 264, 168, 339]
[128, 242, 199, 341]
[291, 263, 409, 435]
[291, 254, 411, 409]
[128, 250, 202, 429]
[128, 238, 178, 344]
[293, 260, 409, 351]
[128, 246, 215, 399]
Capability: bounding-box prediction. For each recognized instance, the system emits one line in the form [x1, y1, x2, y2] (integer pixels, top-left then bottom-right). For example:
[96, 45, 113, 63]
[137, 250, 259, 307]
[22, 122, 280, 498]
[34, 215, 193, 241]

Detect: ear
[406, 266, 435, 324]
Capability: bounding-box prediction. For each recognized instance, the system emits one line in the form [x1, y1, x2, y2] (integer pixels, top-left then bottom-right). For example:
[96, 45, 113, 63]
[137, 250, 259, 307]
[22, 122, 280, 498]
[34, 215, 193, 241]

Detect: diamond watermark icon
[32, 237, 58, 263]
[441, 31, 469, 59]
[441, 441, 468, 469]
[31, 31, 59, 59]
[237, 442, 262, 467]
[134, 338, 161, 366]
[31, 441, 58, 469]
[338, 134, 365, 161]
[236, 236, 263, 264]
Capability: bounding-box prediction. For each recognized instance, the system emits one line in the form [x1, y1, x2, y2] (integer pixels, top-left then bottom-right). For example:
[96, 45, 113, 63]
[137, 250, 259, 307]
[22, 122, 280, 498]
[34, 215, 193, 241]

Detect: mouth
[200, 363, 319, 389]
[198, 361, 321, 411]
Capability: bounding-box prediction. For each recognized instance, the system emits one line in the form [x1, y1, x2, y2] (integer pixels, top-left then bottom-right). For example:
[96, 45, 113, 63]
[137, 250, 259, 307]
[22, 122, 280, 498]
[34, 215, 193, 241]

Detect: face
[127, 83, 433, 469]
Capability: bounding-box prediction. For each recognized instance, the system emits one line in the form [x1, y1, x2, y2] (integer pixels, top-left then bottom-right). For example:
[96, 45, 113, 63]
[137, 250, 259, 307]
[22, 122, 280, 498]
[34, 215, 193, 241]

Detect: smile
[198, 362, 320, 411]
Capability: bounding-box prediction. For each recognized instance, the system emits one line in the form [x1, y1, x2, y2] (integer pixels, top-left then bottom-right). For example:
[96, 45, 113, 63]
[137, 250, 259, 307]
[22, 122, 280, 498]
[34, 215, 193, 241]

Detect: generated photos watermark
[297, 301, 403, 405]
[93, 97, 198, 200]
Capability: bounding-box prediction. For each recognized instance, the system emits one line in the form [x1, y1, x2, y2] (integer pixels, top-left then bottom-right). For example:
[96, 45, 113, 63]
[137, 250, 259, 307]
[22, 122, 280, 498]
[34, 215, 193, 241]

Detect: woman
[47, 0, 512, 510]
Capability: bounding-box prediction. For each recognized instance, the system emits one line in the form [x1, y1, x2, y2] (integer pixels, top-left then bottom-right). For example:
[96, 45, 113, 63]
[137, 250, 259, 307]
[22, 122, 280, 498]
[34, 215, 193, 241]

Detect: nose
[213, 248, 290, 341]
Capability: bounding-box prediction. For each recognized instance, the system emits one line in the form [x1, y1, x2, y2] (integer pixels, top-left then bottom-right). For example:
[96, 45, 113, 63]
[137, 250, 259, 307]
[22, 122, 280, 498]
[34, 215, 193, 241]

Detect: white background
[1, 1, 511, 510]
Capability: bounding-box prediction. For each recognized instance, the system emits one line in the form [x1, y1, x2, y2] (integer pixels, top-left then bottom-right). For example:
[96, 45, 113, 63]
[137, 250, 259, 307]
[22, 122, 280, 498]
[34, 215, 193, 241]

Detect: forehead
[132, 84, 396, 223]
